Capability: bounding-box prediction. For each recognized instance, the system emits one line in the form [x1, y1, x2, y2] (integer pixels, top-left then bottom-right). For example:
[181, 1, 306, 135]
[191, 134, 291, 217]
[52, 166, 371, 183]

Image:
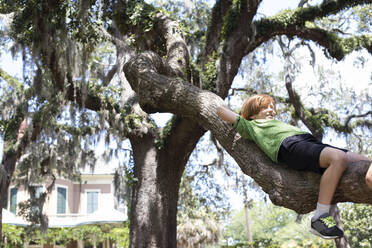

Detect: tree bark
[0, 119, 27, 242]
[242, 177, 252, 243]
[244, 204, 252, 243]
[330, 205, 350, 248]
[128, 117, 205, 248]
[124, 51, 372, 214]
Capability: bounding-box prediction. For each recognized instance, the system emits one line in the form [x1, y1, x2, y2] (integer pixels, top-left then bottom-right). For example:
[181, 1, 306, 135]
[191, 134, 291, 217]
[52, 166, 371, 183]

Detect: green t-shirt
[233, 116, 308, 163]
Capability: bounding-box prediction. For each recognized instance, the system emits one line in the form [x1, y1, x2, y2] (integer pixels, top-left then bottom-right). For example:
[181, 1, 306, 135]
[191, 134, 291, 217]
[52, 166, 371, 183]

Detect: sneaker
[310, 213, 344, 239]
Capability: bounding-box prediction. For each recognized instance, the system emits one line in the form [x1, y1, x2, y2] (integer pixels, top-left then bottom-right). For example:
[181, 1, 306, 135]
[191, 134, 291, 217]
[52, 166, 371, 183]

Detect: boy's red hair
[241, 94, 275, 120]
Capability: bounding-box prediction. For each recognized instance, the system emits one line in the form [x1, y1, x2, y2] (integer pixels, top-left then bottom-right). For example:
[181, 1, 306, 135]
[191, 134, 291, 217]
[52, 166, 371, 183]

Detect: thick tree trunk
[128, 118, 205, 247]
[129, 134, 173, 248]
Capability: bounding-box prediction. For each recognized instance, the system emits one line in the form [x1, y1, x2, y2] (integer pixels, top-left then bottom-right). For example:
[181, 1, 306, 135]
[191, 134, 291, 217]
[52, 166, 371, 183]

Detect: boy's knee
[332, 152, 348, 171]
[366, 168, 372, 189]
[320, 148, 347, 171]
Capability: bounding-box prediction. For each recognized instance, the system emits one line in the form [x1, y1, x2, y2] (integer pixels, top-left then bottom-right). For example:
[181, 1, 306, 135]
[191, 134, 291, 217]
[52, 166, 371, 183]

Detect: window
[87, 191, 98, 214]
[10, 188, 17, 214]
[57, 187, 67, 214]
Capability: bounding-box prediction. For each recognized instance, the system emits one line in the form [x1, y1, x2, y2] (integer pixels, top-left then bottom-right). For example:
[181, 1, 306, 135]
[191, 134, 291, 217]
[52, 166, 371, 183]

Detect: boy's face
[250, 103, 276, 120]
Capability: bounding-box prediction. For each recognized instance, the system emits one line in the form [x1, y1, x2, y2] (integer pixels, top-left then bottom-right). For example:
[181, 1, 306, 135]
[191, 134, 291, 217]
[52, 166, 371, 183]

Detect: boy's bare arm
[216, 106, 238, 124]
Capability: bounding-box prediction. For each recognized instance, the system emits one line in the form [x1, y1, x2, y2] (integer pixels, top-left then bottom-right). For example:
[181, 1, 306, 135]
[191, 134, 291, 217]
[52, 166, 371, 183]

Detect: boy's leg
[311, 149, 371, 239]
[310, 147, 347, 239]
[317, 147, 348, 205]
[316, 149, 371, 205]
[366, 165, 372, 189]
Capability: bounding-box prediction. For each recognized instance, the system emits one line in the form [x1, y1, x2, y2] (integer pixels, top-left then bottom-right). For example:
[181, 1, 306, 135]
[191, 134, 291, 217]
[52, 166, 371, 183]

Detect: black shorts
[278, 134, 348, 174]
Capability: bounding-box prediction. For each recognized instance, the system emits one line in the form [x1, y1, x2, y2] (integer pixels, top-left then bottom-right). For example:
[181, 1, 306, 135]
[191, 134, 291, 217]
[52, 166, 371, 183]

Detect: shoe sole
[310, 228, 342, 239]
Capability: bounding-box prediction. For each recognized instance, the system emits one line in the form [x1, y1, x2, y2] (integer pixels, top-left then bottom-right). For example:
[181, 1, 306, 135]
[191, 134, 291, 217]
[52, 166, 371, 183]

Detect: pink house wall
[53, 178, 112, 214]
[8, 176, 113, 215]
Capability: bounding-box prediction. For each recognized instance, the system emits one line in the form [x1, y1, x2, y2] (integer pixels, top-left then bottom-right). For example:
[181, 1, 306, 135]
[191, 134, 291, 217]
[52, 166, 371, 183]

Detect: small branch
[102, 65, 118, 86]
[298, 0, 309, 7]
[285, 75, 324, 139]
[230, 87, 257, 96]
[345, 111, 372, 126]
[211, 133, 224, 168]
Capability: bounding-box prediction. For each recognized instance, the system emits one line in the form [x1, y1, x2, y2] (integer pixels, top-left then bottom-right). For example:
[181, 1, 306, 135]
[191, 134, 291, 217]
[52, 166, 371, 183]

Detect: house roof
[49, 208, 128, 228]
[2, 208, 28, 226]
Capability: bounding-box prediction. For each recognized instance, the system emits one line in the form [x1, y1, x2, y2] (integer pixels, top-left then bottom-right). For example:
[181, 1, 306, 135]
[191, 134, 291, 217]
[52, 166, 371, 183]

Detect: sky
[1, 0, 371, 210]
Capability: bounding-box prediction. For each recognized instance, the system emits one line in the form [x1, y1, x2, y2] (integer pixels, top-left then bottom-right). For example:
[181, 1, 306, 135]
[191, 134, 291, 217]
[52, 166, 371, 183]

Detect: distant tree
[340, 203, 372, 248]
[223, 201, 336, 247]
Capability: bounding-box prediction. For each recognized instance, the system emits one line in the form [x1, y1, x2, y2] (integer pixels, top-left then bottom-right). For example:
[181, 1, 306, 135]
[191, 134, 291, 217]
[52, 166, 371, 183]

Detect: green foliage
[104, 0, 156, 34]
[155, 114, 179, 149]
[1, 223, 129, 247]
[352, 4, 372, 32]
[107, 226, 130, 247]
[257, 0, 370, 35]
[341, 203, 372, 248]
[0, 70, 27, 144]
[220, 238, 280, 248]
[103, 0, 165, 54]
[256, 3, 372, 60]
[8, 0, 105, 48]
[124, 113, 144, 131]
[1, 224, 23, 247]
[199, 52, 218, 91]
[256, 8, 304, 37]
[222, 201, 335, 247]
[190, 57, 218, 91]
[309, 28, 372, 60]
[177, 169, 230, 247]
[177, 208, 219, 247]
[0, 69, 23, 91]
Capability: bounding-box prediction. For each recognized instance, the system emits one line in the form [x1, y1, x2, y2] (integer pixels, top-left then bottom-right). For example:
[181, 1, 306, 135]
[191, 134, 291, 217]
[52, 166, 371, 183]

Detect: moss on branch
[257, 0, 371, 34]
[155, 115, 179, 149]
[255, 1, 372, 60]
[305, 26, 372, 60]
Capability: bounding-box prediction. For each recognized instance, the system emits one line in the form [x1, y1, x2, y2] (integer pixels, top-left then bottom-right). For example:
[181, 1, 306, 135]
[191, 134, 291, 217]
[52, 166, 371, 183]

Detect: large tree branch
[255, 0, 372, 34]
[214, 0, 261, 98]
[156, 13, 190, 80]
[148, 14, 207, 168]
[210, 0, 372, 101]
[202, 0, 233, 62]
[124, 51, 372, 214]
[253, 0, 372, 60]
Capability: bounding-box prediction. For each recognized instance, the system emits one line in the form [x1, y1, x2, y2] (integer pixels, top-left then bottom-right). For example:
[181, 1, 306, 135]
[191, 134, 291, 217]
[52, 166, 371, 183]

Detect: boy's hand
[217, 106, 238, 124]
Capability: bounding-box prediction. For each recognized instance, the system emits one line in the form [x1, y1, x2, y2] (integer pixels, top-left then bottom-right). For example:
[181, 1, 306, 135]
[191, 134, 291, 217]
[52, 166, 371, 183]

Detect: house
[3, 158, 128, 248]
